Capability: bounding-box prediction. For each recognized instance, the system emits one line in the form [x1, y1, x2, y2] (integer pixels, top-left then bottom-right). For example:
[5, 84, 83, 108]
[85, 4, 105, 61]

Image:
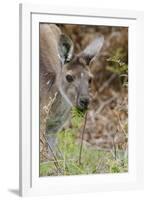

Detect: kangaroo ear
[80, 35, 104, 65]
[58, 34, 74, 64]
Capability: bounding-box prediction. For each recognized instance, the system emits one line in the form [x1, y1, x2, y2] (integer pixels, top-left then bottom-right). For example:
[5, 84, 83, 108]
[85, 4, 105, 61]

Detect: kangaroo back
[40, 24, 62, 160]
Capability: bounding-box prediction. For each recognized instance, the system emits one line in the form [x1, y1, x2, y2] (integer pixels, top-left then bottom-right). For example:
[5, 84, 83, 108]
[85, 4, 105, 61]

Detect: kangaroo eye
[66, 74, 74, 82]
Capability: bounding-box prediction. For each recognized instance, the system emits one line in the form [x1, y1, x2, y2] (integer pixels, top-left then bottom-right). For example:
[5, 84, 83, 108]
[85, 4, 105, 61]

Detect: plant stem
[79, 112, 88, 165]
[48, 143, 62, 174]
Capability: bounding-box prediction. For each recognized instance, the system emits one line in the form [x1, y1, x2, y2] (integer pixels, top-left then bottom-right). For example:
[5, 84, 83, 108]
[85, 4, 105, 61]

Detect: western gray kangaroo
[40, 24, 104, 160]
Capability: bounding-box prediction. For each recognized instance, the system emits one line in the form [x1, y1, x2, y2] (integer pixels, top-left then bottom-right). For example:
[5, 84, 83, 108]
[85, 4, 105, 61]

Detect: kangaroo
[40, 24, 104, 161]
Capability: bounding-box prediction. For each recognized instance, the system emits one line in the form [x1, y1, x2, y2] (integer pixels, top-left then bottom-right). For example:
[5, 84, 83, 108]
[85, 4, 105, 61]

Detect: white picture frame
[19, 3, 144, 197]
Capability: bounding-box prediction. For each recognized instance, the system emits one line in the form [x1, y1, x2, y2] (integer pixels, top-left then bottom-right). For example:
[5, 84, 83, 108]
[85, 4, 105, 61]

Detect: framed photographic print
[19, 3, 144, 196]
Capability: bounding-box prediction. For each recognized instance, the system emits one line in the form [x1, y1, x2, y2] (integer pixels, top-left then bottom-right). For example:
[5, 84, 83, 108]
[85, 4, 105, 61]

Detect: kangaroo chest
[46, 91, 71, 135]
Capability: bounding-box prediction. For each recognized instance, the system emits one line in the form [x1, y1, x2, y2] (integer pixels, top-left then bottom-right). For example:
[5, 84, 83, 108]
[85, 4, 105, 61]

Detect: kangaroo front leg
[46, 134, 58, 159]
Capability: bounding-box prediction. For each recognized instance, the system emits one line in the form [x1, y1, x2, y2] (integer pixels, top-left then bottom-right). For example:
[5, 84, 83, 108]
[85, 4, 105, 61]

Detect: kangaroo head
[58, 34, 104, 110]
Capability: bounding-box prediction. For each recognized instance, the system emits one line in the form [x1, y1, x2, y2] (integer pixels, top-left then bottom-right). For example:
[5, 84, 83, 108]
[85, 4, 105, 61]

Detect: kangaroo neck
[46, 90, 71, 135]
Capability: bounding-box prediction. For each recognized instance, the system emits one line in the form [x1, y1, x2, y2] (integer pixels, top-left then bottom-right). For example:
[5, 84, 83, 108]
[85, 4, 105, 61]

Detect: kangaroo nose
[79, 97, 89, 108]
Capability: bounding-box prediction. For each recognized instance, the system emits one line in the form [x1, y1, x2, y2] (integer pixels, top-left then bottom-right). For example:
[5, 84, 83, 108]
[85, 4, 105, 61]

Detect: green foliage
[106, 63, 128, 75]
[106, 48, 128, 87]
[108, 155, 128, 173]
[71, 107, 85, 128]
[40, 111, 128, 176]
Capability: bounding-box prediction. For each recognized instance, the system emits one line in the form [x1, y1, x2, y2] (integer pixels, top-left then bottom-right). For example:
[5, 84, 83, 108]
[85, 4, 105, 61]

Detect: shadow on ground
[8, 189, 19, 196]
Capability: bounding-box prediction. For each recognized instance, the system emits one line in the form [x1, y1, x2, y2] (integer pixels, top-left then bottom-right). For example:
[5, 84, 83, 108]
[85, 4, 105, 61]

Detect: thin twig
[111, 133, 117, 160]
[47, 141, 62, 174]
[113, 110, 127, 137]
[99, 74, 117, 93]
[56, 145, 69, 172]
[95, 96, 117, 115]
[79, 112, 88, 165]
